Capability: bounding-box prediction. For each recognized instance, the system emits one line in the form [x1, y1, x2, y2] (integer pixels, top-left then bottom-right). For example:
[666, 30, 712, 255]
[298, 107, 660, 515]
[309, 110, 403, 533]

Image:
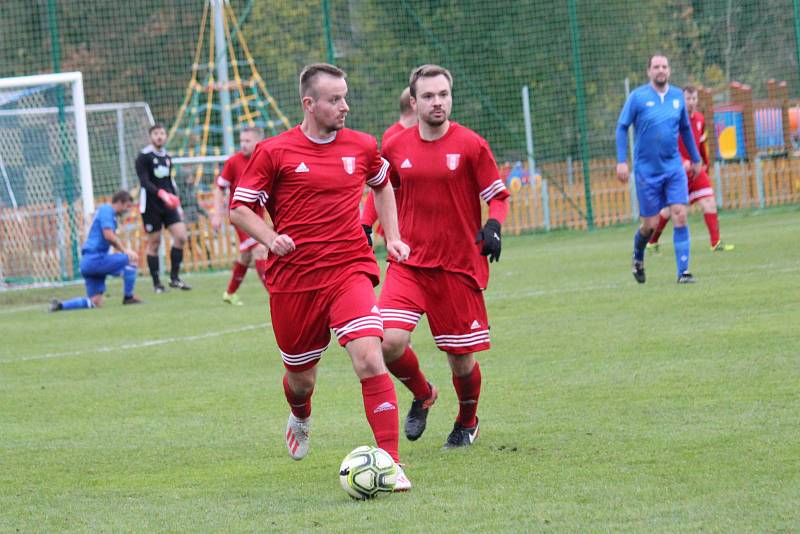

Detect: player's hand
[616, 163, 630, 183]
[691, 161, 703, 176]
[386, 239, 410, 262]
[362, 224, 374, 247]
[124, 248, 138, 264]
[157, 189, 181, 210]
[211, 212, 222, 230]
[269, 234, 295, 256]
[683, 160, 691, 172]
[475, 218, 502, 263]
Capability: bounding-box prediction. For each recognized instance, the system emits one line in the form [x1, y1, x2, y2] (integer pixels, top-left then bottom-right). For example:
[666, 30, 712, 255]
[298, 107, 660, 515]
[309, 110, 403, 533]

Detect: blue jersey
[616, 84, 701, 179]
[82, 204, 116, 255]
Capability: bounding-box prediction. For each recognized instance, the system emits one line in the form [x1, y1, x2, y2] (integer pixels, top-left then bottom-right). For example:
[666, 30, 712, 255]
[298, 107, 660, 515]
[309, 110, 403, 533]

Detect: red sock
[283, 374, 313, 419]
[453, 361, 482, 428]
[226, 261, 248, 294]
[704, 212, 720, 246]
[255, 259, 269, 290]
[361, 373, 399, 463]
[649, 214, 670, 244]
[386, 346, 432, 400]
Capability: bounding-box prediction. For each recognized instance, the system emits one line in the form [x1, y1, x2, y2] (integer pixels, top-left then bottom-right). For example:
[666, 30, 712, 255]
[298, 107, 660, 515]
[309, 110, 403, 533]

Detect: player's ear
[302, 95, 315, 113]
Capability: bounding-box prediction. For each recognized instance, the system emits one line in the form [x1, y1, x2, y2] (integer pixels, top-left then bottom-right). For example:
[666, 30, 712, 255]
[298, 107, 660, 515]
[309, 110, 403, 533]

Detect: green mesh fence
[2, 0, 799, 284]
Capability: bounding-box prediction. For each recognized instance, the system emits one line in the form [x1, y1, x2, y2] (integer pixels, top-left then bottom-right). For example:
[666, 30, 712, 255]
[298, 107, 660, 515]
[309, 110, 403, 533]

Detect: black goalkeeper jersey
[136, 144, 176, 211]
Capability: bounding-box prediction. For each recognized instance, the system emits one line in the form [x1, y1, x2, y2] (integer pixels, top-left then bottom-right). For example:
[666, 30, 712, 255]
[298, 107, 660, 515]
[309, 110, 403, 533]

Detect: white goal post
[0, 71, 94, 220]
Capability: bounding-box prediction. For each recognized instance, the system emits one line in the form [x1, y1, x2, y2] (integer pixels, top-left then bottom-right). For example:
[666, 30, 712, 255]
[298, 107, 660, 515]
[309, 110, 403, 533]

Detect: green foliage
[2, 208, 799, 531]
[1, 1, 796, 163]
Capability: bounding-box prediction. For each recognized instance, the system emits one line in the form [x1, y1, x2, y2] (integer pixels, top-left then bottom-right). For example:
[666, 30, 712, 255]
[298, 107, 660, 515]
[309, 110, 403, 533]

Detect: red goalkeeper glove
[157, 189, 181, 210]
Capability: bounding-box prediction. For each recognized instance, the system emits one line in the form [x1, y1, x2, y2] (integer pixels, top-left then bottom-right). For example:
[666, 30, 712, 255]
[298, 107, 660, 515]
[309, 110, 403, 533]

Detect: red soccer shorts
[269, 271, 383, 372]
[688, 168, 714, 204]
[231, 205, 264, 252]
[379, 263, 490, 355]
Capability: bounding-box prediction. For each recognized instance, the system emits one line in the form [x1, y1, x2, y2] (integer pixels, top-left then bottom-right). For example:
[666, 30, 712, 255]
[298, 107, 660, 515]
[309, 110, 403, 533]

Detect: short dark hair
[299, 63, 346, 99]
[683, 85, 698, 95]
[648, 54, 669, 69]
[409, 64, 453, 98]
[149, 123, 166, 134]
[399, 87, 413, 114]
[111, 190, 133, 204]
[241, 126, 265, 139]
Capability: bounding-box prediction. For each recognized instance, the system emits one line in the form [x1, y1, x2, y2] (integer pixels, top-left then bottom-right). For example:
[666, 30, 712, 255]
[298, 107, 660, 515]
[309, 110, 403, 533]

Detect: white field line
[0, 304, 43, 314]
[1, 323, 268, 364]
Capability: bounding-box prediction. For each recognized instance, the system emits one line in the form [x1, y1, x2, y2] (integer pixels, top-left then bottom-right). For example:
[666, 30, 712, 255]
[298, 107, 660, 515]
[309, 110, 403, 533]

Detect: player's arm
[98, 207, 137, 263]
[211, 176, 229, 230]
[615, 95, 635, 182]
[369, 148, 409, 262]
[474, 139, 510, 263]
[228, 146, 294, 256]
[679, 107, 703, 175]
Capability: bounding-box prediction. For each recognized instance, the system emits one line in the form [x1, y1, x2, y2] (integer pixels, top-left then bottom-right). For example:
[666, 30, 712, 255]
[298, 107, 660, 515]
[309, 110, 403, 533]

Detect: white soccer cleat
[285, 413, 311, 460]
[393, 463, 412, 492]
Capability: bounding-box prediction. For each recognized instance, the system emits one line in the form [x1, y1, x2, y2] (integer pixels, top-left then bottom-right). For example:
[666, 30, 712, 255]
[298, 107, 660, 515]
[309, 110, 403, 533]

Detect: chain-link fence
[2, 0, 799, 283]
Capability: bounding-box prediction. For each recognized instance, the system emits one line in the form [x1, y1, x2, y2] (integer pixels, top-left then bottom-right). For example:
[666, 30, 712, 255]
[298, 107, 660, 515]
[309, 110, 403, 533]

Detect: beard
[422, 113, 447, 127]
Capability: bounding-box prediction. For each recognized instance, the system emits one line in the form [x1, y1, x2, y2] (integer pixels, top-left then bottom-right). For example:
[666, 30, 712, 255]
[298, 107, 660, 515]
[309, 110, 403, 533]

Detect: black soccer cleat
[443, 418, 480, 449]
[677, 272, 696, 284]
[405, 382, 438, 441]
[48, 299, 63, 312]
[632, 260, 646, 284]
[123, 295, 143, 305]
[169, 277, 192, 290]
[153, 284, 167, 294]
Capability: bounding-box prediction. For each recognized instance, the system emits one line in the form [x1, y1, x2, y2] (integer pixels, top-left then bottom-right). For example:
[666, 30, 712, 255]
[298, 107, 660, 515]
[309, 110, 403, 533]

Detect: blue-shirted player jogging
[49, 190, 143, 311]
[616, 54, 703, 284]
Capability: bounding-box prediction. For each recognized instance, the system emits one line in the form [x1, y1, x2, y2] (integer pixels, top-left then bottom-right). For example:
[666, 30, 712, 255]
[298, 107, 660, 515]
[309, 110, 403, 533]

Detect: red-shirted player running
[212, 127, 269, 306]
[229, 64, 413, 490]
[648, 86, 734, 253]
[360, 86, 417, 247]
[379, 65, 510, 449]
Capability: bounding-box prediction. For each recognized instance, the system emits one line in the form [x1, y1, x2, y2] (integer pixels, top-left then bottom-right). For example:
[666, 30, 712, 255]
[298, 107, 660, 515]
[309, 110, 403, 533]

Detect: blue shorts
[80, 253, 130, 297]
[635, 170, 689, 217]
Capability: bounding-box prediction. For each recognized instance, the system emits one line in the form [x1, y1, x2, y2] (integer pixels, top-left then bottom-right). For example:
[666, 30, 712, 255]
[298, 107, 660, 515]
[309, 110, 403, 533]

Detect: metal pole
[48, 0, 80, 278]
[625, 77, 638, 220]
[794, 0, 800, 92]
[213, 0, 235, 155]
[323, 0, 335, 64]
[522, 86, 536, 176]
[714, 161, 723, 208]
[117, 108, 128, 190]
[568, 0, 594, 229]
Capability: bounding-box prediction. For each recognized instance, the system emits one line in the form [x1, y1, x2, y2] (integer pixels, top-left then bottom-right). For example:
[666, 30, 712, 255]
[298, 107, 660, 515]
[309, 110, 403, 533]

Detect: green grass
[2, 208, 799, 532]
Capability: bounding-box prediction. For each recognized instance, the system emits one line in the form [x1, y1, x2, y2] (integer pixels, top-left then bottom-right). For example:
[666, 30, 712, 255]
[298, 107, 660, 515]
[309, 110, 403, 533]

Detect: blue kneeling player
[615, 54, 703, 284]
[50, 190, 142, 311]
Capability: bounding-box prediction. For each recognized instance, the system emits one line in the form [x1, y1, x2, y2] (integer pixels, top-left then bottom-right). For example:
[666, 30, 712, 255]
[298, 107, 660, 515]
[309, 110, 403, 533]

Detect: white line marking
[1, 323, 268, 364]
[0, 304, 42, 315]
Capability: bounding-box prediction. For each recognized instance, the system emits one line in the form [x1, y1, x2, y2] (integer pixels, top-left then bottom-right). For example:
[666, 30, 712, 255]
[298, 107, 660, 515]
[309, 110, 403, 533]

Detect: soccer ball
[338, 445, 397, 499]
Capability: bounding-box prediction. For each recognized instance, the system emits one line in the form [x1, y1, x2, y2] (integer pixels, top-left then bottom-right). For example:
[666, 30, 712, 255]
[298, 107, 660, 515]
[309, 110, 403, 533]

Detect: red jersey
[217, 151, 250, 192]
[679, 111, 709, 166]
[231, 126, 389, 293]
[382, 121, 406, 145]
[382, 122, 509, 290]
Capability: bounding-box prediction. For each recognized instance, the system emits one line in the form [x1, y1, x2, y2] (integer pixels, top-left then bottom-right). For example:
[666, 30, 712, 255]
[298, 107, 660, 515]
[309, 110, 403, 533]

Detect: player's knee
[252, 245, 268, 261]
[90, 295, 104, 308]
[351, 343, 387, 378]
[286, 370, 316, 395]
[239, 250, 253, 265]
[381, 335, 407, 362]
[448, 353, 475, 377]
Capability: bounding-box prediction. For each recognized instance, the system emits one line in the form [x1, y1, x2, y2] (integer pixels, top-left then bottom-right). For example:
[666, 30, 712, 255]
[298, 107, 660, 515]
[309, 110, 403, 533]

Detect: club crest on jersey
[341, 156, 356, 175]
[446, 153, 461, 170]
[673, 99, 680, 109]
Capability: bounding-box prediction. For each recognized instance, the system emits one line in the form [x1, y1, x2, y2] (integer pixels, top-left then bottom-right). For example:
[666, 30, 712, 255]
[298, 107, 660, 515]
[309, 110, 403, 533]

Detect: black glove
[362, 224, 373, 247]
[475, 218, 502, 262]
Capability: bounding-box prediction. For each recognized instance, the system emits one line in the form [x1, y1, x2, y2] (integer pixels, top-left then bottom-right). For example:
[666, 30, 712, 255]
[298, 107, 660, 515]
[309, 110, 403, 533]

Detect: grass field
[2, 207, 798, 532]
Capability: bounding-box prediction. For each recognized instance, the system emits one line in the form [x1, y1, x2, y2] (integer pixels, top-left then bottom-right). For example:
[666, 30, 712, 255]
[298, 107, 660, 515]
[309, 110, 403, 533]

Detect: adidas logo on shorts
[470, 320, 481, 330]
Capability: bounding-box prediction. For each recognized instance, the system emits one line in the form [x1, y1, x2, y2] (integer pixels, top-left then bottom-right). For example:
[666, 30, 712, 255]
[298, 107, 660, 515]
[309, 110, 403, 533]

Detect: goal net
[0, 72, 93, 287]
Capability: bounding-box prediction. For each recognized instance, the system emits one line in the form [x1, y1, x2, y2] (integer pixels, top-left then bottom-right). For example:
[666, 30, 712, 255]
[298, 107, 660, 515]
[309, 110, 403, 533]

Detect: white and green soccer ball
[339, 445, 397, 499]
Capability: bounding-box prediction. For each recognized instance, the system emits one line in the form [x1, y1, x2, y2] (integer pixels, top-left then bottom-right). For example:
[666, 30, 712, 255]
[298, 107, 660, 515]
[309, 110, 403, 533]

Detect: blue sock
[633, 229, 649, 262]
[61, 297, 94, 310]
[123, 265, 137, 298]
[673, 225, 690, 276]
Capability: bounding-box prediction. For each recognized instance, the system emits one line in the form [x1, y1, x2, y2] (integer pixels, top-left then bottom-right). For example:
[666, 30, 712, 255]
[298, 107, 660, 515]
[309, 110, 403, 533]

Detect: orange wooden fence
[2, 158, 798, 283]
